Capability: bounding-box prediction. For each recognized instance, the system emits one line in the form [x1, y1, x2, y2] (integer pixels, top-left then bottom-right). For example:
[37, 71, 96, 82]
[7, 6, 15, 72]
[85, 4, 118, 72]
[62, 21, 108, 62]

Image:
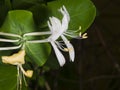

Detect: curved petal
[51, 41, 65, 66]
[2, 50, 25, 65]
[48, 16, 62, 32]
[59, 5, 70, 22]
[61, 35, 75, 62]
[47, 17, 63, 41]
[59, 6, 70, 31]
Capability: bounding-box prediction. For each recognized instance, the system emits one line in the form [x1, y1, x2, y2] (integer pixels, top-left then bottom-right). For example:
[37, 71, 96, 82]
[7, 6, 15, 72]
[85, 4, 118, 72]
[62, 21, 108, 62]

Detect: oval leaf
[1, 10, 36, 35]
[25, 43, 51, 66]
[0, 64, 17, 90]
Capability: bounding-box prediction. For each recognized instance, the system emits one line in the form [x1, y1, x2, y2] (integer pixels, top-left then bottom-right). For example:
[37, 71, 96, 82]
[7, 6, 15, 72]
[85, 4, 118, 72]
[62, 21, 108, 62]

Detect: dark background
[46, 0, 120, 90]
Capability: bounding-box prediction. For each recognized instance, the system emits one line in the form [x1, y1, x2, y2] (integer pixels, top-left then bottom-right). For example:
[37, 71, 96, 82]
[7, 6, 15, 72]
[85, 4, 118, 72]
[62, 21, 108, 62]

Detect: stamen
[67, 29, 80, 33]
[79, 32, 88, 39]
[55, 41, 73, 52]
[64, 33, 78, 38]
[79, 32, 82, 37]
[55, 41, 67, 51]
[66, 26, 81, 34]
[79, 26, 81, 30]
[82, 33, 88, 39]
[63, 48, 69, 52]
[64, 27, 82, 38]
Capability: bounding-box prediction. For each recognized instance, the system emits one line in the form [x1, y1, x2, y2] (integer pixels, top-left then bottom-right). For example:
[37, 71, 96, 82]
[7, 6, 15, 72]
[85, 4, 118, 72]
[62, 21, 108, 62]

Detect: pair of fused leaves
[0, 0, 96, 67]
[0, 0, 96, 90]
[0, 10, 51, 66]
[0, 10, 51, 90]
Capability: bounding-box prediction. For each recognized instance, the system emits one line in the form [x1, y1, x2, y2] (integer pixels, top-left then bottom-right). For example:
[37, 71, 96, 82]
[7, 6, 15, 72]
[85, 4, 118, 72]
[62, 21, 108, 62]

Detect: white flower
[46, 6, 75, 66]
[47, 6, 88, 66]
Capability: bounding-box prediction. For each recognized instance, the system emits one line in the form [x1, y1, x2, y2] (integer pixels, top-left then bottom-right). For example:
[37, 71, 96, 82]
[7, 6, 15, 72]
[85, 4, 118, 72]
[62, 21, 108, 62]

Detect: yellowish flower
[2, 50, 33, 89]
[2, 50, 25, 65]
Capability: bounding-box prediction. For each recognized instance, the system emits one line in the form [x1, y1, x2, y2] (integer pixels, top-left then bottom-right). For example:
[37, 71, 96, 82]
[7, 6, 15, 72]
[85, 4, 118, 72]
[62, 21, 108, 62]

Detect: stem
[27, 39, 49, 43]
[0, 44, 22, 50]
[19, 64, 26, 76]
[0, 32, 21, 38]
[17, 66, 20, 90]
[23, 31, 51, 37]
[22, 72, 28, 87]
[0, 38, 19, 42]
[45, 81, 51, 90]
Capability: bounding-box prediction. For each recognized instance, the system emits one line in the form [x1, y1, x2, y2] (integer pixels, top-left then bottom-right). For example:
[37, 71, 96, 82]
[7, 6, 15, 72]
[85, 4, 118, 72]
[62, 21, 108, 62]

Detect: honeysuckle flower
[26, 5, 87, 66]
[46, 6, 74, 66]
[2, 50, 33, 89]
[47, 6, 87, 66]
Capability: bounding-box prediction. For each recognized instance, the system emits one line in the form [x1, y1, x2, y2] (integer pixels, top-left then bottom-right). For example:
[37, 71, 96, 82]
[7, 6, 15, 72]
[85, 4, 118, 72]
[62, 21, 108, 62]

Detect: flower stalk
[2, 50, 33, 90]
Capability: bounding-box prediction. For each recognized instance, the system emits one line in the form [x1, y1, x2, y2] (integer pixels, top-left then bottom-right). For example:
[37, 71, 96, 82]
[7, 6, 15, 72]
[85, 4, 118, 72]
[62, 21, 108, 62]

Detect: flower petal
[59, 6, 70, 31]
[2, 50, 25, 65]
[48, 17, 62, 32]
[51, 41, 66, 66]
[47, 17, 63, 41]
[61, 35, 75, 62]
[59, 5, 70, 22]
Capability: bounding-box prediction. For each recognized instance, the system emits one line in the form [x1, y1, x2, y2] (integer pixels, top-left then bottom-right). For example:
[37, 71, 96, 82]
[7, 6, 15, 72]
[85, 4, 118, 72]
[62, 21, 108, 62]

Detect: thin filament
[55, 41, 67, 51]
[64, 33, 78, 38]
[17, 66, 20, 90]
[22, 73, 28, 87]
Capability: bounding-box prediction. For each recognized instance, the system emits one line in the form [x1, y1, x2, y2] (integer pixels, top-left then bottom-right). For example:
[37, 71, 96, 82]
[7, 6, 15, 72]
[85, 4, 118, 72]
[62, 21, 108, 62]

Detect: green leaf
[0, 64, 30, 90]
[0, 64, 17, 90]
[1, 10, 36, 35]
[29, 4, 50, 27]
[47, 0, 96, 32]
[0, 0, 8, 26]
[25, 43, 51, 66]
[12, 0, 43, 9]
[0, 10, 51, 66]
